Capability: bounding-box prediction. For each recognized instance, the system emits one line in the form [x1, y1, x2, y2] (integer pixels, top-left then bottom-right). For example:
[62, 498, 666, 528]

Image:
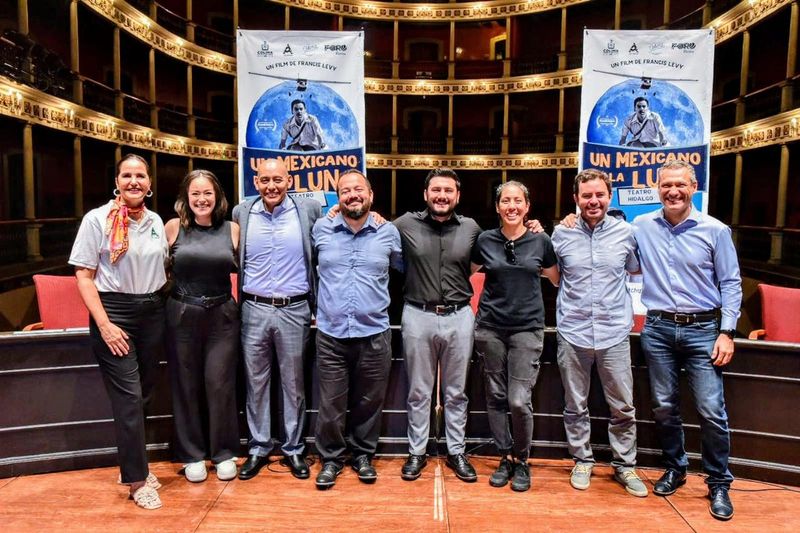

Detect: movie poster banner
[237, 30, 365, 210]
[580, 29, 714, 221]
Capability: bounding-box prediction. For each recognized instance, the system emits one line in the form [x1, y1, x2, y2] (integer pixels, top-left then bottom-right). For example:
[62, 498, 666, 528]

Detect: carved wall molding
[366, 153, 579, 169]
[711, 108, 800, 154]
[269, 0, 589, 22]
[366, 70, 582, 95]
[712, 0, 793, 44]
[79, 0, 792, 84]
[80, 0, 235, 75]
[3, 76, 797, 165]
[0, 78, 236, 160]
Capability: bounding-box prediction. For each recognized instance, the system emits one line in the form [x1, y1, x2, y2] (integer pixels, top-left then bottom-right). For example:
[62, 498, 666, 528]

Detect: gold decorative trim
[0, 78, 236, 160]
[270, 0, 590, 22]
[711, 108, 800, 154]
[366, 70, 582, 95]
[366, 153, 579, 169]
[3, 76, 797, 166]
[81, 0, 235, 75]
[711, 0, 792, 44]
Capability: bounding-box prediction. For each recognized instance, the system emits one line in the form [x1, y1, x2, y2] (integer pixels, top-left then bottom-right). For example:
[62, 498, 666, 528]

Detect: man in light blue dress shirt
[312, 169, 403, 490]
[635, 161, 741, 521]
[232, 158, 321, 481]
[552, 169, 648, 498]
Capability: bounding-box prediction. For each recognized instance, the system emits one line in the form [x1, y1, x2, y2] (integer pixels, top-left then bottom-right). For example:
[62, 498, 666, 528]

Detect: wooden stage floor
[1, 457, 798, 532]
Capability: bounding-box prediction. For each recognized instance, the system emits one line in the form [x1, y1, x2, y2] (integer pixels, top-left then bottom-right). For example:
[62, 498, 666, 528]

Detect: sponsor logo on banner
[672, 42, 696, 53]
[324, 44, 348, 55]
[629, 43, 639, 55]
[649, 42, 665, 55]
[603, 39, 619, 56]
[283, 44, 293, 55]
[258, 42, 273, 57]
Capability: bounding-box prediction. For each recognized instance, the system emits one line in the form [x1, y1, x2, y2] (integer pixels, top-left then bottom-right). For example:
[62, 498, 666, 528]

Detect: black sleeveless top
[171, 221, 236, 298]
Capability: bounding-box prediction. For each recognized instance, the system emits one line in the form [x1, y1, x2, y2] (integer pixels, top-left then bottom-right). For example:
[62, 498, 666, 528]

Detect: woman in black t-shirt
[471, 180, 559, 492]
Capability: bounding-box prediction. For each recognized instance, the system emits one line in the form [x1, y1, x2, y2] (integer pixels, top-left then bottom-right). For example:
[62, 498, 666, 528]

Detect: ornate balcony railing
[509, 134, 557, 154]
[398, 137, 447, 154]
[195, 116, 233, 143]
[123, 93, 151, 127]
[453, 137, 502, 155]
[158, 107, 188, 136]
[82, 77, 116, 116]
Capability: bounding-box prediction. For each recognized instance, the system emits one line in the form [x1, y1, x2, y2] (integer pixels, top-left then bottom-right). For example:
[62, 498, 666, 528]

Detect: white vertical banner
[580, 29, 714, 220]
[579, 29, 714, 315]
[237, 30, 365, 210]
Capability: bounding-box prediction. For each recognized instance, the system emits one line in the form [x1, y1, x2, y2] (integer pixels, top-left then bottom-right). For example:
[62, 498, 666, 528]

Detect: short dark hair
[634, 96, 649, 108]
[495, 180, 530, 205]
[658, 160, 697, 184]
[291, 99, 305, 110]
[174, 169, 229, 229]
[424, 168, 460, 190]
[337, 168, 371, 193]
[116, 153, 149, 175]
[573, 168, 613, 195]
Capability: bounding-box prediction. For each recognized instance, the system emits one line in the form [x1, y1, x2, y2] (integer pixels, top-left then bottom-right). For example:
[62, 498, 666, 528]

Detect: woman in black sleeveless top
[165, 169, 240, 483]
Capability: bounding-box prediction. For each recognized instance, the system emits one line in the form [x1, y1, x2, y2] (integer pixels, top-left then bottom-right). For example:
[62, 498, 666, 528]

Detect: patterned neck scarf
[105, 197, 146, 264]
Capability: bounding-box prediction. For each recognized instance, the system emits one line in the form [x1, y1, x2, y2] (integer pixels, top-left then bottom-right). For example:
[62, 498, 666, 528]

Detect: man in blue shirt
[232, 158, 321, 481]
[635, 160, 741, 521]
[312, 169, 403, 490]
[552, 169, 647, 498]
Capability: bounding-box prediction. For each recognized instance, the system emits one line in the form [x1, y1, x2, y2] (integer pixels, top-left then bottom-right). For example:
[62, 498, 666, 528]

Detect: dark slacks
[314, 329, 392, 466]
[165, 296, 240, 464]
[91, 292, 165, 484]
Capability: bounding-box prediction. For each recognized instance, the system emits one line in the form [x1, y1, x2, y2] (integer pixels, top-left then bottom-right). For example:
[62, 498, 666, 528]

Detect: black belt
[407, 301, 471, 316]
[243, 292, 309, 308]
[172, 292, 230, 308]
[647, 309, 719, 324]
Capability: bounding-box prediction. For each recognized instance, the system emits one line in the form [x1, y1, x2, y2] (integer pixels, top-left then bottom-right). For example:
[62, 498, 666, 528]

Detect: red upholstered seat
[469, 272, 485, 315]
[748, 284, 800, 343]
[23, 274, 89, 330]
[230, 272, 239, 302]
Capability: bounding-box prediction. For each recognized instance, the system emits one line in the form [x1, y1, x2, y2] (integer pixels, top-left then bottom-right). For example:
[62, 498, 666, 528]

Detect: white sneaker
[215, 459, 238, 481]
[184, 461, 208, 483]
[570, 463, 593, 490]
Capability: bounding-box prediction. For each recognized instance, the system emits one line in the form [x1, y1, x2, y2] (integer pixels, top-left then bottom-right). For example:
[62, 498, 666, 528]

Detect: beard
[342, 199, 371, 219]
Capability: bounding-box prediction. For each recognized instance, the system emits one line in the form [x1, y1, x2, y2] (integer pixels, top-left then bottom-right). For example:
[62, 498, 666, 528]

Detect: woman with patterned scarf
[69, 154, 168, 510]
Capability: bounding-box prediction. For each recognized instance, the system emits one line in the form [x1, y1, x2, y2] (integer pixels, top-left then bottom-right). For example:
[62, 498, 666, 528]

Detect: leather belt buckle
[673, 313, 693, 324]
[271, 297, 291, 308]
[434, 305, 454, 315]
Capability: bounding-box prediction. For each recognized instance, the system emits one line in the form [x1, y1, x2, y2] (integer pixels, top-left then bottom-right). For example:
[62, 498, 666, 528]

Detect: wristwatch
[719, 329, 736, 339]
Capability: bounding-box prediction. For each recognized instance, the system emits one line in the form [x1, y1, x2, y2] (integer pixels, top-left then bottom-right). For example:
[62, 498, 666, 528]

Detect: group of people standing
[69, 155, 740, 522]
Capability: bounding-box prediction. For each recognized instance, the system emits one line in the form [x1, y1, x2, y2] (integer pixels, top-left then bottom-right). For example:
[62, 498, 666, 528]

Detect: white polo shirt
[69, 200, 168, 294]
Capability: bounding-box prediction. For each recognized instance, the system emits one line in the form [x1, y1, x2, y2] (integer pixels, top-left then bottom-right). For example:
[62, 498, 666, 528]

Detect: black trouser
[165, 296, 241, 464]
[314, 329, 392, 466]
[91, 292, 165, 484]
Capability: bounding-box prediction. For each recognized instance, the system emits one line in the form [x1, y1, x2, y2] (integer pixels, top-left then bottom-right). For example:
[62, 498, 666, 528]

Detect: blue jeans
[640, 314, 733, 488]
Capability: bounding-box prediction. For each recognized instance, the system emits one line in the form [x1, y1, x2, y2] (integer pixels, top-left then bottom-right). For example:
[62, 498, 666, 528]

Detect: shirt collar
[421, 209, 460, 226]
[333, 212, 378, 234]
[656, 206, 700, 230]
[254, 195, 293, 216]
[578, 213, 609, 233]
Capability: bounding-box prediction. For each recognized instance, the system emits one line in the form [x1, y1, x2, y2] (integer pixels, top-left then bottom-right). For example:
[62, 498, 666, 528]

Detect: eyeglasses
[503, 239, 516, 264]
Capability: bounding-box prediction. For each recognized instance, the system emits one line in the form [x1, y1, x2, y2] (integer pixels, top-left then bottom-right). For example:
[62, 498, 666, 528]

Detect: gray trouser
[556, 333, 637, 469]
[401, 304, 474, 455]
[241, 299, 310, 457]
[475, 326, 544, 461]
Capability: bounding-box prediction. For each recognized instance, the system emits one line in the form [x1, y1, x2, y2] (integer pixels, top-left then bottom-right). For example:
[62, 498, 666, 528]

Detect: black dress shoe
[709, 486, 734, 521]
[653, 469, 687, 496]
[281, 454, 310, 479]
[315, 462, 343, 490]
[446, 453, 477, 482]
[351, 455, 377, 483]
[401, 454, 427, 481]
[238, 454, 269, 480]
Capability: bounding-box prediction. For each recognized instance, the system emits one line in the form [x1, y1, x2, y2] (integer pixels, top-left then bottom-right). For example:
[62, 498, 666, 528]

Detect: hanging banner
[579, 29, 714, 221]
[579, 29, 714, 318]
[237, 30, 365, 211]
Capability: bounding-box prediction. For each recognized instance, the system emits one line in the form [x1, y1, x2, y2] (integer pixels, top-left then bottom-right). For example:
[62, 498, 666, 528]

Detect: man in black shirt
[393, 168, 481, 482]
